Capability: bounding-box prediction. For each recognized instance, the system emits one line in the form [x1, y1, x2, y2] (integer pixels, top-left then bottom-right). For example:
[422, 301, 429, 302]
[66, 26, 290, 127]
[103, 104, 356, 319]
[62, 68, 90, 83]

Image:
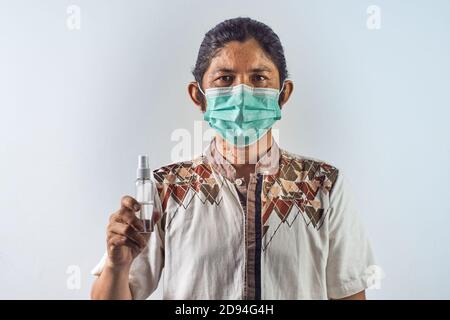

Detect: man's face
[187, 37, 293, 152]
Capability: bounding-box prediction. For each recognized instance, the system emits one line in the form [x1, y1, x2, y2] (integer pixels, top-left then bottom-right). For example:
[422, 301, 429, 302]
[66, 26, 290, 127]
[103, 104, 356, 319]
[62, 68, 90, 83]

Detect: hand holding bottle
[105, 196, 150, 269]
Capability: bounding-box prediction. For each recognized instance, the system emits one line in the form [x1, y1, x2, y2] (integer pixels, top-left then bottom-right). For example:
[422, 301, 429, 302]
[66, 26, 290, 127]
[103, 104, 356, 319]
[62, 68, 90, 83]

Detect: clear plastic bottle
[135, 155, 154, 234]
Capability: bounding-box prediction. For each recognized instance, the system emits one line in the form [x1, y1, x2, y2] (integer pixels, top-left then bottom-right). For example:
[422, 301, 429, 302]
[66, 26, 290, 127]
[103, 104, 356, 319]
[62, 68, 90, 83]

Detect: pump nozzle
[136, 154, 150, 180]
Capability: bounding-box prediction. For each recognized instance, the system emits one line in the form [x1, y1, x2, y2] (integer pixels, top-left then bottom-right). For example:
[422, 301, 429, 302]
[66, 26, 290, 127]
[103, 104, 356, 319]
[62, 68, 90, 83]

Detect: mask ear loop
[277, 80, 287, 107]
[278, 80, 286, 97]
[197, 82, 206, 96]
[197, 82, 208, 114]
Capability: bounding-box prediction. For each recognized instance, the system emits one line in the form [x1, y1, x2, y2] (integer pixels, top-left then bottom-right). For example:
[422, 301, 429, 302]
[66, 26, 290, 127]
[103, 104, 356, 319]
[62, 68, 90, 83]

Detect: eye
[252, 74, 268, 82]
[215, 75, 234, 85]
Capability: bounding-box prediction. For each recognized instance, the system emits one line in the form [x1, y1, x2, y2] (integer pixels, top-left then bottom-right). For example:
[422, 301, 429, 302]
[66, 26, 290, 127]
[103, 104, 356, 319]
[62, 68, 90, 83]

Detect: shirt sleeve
[325, 170, 376, 299]
[90, 176, 166, 300]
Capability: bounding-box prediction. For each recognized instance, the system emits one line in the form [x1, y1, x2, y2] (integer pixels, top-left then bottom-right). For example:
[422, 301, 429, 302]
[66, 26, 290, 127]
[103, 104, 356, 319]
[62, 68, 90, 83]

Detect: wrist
[104, 258, 132, 274]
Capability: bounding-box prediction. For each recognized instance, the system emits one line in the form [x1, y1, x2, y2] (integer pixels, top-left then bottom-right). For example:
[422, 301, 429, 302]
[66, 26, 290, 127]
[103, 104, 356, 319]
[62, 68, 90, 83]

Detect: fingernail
[134, 203, 140, 211]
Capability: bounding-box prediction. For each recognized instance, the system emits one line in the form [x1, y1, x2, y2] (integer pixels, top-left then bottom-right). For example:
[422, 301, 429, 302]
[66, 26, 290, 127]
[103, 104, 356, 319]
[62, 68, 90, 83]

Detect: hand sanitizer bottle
[136, 155, 154, 233]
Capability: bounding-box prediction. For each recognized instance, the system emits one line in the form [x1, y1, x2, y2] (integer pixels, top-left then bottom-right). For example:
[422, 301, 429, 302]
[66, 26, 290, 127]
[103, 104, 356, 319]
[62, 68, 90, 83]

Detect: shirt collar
[204, 136, 280, 181]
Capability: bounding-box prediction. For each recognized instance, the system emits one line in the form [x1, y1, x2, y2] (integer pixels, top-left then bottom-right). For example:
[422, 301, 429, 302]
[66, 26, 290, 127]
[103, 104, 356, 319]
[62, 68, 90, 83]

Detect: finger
[109, 211, 120, 223]
[108, 222, 147, 248]
[116, 207, 144, 232]
[121, 195, 141, 212]
[108, 227, 145, 250]
[108, 234, 141, 253]
[107, 228, 150, 247]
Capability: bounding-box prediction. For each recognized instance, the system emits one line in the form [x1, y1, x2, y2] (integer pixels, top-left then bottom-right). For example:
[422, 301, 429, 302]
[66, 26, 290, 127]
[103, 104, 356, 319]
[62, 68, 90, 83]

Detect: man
[91, 17, 375, 300]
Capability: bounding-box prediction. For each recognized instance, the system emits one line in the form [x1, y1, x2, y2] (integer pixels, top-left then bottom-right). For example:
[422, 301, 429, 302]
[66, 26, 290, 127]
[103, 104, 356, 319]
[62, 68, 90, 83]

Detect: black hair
[192, 17, 289, 91]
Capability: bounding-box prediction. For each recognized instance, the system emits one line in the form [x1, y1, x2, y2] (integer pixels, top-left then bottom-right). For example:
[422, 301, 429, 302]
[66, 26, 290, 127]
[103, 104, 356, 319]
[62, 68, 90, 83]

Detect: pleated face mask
[199, 83, 285, 147]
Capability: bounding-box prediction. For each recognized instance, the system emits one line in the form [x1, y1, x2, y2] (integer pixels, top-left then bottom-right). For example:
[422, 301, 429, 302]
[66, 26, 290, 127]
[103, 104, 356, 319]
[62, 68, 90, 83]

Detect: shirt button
[235, 178, 243, 186]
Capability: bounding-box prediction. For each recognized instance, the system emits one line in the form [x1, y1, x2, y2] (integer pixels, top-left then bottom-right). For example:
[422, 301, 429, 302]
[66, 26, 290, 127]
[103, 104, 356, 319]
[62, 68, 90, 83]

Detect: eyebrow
[211, 68, 235, 75]
[211, 65, 273, 75]
[249, 66, 272, 73]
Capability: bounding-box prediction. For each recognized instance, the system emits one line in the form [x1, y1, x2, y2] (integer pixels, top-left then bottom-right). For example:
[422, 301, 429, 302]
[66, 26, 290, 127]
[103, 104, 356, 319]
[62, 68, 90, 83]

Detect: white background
[0, 0, 449, 299]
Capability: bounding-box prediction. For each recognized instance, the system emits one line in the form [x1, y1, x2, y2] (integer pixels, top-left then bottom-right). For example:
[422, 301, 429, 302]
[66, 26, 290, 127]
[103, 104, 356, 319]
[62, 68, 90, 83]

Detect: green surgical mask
[199, 83, 285, 147]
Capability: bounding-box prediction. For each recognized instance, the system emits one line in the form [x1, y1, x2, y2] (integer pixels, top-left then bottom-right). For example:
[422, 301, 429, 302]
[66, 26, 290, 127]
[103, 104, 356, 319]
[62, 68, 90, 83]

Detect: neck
[215, 130, 273, 168]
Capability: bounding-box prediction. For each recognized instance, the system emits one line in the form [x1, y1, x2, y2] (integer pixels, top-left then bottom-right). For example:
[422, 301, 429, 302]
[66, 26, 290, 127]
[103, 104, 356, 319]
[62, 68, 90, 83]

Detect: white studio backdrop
[0, 0, 449, 299]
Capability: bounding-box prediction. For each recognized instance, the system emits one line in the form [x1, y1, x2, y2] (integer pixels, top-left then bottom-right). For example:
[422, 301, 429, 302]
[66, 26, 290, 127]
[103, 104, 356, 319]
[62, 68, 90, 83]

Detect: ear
[188, 81, 206, 112]
[278, 80, 294, 109]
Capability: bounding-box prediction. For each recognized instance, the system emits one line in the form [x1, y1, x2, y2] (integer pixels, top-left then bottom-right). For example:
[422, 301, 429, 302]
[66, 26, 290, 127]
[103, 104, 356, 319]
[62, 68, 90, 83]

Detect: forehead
[205, 38, 278, 73]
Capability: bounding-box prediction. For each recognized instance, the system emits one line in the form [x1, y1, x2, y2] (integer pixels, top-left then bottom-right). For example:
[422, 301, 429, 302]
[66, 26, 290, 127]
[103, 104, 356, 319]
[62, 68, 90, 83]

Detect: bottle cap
[136, 154, 151, 180]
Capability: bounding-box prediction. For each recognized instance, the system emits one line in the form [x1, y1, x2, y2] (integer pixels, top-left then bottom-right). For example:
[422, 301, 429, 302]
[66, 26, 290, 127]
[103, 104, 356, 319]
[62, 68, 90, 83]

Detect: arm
[326, 171, 376, 300]
[91, 262, 132, 300]
[336, 290, 366, 300]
